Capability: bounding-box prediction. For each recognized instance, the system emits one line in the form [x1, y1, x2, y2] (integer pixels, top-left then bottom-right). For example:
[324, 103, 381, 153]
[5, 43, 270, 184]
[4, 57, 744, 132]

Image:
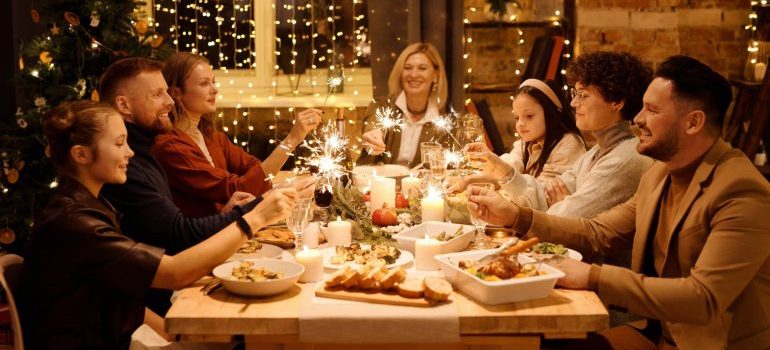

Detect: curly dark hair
[566, 51, 653, 120]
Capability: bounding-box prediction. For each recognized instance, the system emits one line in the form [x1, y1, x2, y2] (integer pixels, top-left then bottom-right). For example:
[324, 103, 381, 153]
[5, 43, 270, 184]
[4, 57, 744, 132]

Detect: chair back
[0, 254, 24, 350]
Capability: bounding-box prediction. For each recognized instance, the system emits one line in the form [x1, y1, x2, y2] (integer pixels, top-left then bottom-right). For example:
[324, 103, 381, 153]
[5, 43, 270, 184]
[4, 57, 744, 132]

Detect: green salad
[531, 242, 568, 255]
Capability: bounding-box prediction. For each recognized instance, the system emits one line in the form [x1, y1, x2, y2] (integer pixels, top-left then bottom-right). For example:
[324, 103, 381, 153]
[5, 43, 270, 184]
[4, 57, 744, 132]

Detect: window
[150, 0, 373, 107]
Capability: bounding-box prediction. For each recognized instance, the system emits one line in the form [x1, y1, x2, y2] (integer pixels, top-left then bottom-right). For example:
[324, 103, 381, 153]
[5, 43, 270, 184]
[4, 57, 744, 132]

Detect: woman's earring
[432, 82, 438, 92]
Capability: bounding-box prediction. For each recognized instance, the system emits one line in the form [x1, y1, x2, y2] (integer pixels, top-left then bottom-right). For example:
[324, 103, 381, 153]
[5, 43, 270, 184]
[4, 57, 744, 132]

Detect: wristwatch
[236, 217, 254, 240]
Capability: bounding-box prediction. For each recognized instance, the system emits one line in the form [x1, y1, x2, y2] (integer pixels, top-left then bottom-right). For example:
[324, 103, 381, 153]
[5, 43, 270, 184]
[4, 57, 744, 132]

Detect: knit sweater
[499, 133, 586, 184]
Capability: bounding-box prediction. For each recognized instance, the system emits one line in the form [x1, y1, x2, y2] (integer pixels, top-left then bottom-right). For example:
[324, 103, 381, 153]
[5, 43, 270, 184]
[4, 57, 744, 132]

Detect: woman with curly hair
[469, 51, 654, 221]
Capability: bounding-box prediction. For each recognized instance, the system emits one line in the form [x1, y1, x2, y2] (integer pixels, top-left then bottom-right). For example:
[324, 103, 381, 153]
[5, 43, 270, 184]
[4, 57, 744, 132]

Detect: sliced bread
[423, 277, 452, 302]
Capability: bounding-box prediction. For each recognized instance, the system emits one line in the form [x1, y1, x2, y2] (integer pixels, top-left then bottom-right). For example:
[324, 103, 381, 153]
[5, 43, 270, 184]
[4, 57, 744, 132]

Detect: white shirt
[395, 91, 439, 165]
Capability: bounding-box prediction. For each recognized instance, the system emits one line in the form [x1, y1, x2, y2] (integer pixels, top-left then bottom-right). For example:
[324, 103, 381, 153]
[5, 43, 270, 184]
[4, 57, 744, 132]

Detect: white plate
[353, 165, 411, 179]
[229, 243, 283, 261]
[321, 244, 414, 270]
[524, 248, 583, 261]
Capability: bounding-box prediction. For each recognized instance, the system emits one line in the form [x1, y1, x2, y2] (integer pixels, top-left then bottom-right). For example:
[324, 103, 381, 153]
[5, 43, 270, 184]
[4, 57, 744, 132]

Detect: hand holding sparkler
[362, 104, 405, 157]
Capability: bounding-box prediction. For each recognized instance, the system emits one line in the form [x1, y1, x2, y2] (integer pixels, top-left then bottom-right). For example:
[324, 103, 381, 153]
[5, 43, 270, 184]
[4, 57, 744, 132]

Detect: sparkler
[431, 109, 463, 147]
[443, 149, 463, 169]
[323, 75, 344, 108]
[296, 120, 350, 193]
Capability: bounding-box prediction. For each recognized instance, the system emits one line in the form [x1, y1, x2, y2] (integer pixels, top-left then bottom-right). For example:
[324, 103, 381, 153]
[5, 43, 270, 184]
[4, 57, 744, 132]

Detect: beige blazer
[522, 139, 770, 350]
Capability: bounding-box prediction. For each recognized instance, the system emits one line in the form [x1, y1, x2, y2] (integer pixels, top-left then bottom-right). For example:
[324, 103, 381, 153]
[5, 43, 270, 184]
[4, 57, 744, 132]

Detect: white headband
[518, 79, 563, 111]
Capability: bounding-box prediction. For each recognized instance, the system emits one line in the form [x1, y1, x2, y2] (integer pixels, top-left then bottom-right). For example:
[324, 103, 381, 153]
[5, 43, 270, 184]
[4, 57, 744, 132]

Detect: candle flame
[337, 215, 342, 222]
[426, 184, 443, 200]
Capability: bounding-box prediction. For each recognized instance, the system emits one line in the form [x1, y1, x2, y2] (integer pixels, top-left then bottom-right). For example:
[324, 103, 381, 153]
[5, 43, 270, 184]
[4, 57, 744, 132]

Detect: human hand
[362, 129, 386, 155]
[464, 142, 513, 179]
[466, 185, 519, 227]
[544, 178, 570, 207]
[287, 108, 323, 143]
[248, 188, 298, 229]
[548, 256, 591, 290]
[221, 191, 256, 214]
[444, 175, 468, 194]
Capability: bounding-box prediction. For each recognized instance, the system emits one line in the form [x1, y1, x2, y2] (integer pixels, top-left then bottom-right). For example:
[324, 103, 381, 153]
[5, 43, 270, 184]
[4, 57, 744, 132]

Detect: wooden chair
[0, 254, 23, 350]
[725, 71, 770, 161]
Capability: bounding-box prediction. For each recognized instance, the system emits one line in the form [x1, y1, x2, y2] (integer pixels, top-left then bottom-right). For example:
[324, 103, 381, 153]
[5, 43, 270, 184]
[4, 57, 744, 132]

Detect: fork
[200, 279, 222, 295]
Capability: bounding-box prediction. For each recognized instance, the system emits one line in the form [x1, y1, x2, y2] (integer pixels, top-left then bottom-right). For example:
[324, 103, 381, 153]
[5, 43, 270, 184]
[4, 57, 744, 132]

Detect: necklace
[406, 102, 428, 116]
[592, 136, 634, 162]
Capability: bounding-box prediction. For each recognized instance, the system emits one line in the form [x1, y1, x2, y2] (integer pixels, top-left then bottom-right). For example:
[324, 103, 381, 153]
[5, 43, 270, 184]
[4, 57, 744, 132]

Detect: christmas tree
[0, 0, 173, 252]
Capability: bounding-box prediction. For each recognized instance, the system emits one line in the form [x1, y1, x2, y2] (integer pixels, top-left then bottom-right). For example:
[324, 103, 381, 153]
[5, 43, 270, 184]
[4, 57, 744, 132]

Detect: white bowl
[228, 243, 283, 261]
[393, 221, 475, 254]
[435, 250, 565, 305]
[213, 259, 304, 297]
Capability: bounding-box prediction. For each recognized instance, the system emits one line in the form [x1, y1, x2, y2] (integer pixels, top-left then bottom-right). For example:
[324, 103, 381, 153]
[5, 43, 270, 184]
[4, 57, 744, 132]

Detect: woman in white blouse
[448, 78, 585, 191]
[356, 42, 450, 168]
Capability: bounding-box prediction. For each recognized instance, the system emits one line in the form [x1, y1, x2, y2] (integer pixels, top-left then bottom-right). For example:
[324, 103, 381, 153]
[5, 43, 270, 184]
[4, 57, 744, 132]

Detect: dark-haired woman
[18, 101, 296, 350]
[448, 79, 585, 191]
[152, 52, 321, 217]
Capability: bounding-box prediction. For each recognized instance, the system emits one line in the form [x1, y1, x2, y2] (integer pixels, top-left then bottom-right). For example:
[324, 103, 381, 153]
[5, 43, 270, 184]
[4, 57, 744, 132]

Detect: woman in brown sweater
[153, 52, 321, 217]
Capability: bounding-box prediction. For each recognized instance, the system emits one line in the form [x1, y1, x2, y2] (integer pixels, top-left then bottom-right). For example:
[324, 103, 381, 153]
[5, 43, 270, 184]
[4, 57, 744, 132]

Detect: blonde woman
[357, 42, 451, 168]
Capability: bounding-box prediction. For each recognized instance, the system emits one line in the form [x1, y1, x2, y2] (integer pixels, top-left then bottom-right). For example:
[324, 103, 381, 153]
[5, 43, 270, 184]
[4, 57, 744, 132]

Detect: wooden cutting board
[315, 285, 451, 307]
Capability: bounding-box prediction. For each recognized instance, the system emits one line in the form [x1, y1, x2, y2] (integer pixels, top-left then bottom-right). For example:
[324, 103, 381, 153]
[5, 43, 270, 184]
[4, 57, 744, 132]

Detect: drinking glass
[287, 197, 313, 249]
[467, 183, 500, 250]
[420, 141, 442, 169]
[426, 148, 447, 185]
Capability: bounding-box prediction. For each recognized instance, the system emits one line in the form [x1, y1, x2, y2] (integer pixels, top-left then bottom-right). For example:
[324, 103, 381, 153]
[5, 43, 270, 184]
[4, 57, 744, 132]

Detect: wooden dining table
[166, 277, 608, 350]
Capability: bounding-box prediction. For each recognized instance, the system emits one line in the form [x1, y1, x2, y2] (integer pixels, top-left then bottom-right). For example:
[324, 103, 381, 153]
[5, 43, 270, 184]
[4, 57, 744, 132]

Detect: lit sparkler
[323, 75, 344, 107]
[296, 120, 349, 192]
[443, 149, 463, 169]
[431, 109, 463, 147]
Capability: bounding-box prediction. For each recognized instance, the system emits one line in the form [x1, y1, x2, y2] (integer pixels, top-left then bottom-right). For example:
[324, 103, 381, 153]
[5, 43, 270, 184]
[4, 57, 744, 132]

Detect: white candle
[353, 171, 371, 191]
[421, 185, 445, 223]
[326, 216, 352, 247]
[415, 235, 442, 270]
[296, 246, 324, 282]
[370, 176, 396, 212]
[401, 174, 421, 199]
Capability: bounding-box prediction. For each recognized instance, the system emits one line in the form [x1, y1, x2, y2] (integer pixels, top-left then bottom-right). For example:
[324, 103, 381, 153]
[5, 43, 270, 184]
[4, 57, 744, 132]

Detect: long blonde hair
[162, 52, 216, 137]
[387, 42, 448, 110]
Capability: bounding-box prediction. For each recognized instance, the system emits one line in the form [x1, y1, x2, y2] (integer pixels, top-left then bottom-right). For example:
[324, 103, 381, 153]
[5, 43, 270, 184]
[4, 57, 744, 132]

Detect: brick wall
[576, 0, 752, 76]
[464, 0, 753, 151]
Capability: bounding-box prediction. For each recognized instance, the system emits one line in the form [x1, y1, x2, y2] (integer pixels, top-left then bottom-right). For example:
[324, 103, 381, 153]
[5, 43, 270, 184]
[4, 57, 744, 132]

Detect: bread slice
[423, 277, 452, 302]
[379, 267, 407, 290]
[325, 265, 351, 287]
[342, 264, 371, 289]
[358, 262, 387, 290]
[397, 276, 424, 298]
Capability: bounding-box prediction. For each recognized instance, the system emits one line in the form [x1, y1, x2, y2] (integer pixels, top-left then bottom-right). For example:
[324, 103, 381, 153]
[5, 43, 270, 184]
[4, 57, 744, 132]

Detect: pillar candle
[295, 246, 324, 282]
[421, 195, 445, 223]
[370, 176, 396, 212]
[326, 216, 352, 247]
[415, 235, 442, 270]
[401, 174, 421, 199]
[303, 222, 320, 249]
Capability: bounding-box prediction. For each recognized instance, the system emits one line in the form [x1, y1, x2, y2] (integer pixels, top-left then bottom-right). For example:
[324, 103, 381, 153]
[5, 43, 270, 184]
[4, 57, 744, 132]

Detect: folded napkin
[298, 280, 460, 344]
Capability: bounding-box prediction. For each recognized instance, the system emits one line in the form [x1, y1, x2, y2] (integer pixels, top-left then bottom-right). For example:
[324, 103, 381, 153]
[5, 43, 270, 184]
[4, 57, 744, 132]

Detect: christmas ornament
[90, 11, 100, 27]
[34, 96, 47, 107]
[50, 23, 60, 35]
[64, 11, 80, 26]
[17, 118, 28, 130]
[151, 36, 164, 48]
[76, 79, 87, 97]
[91, 90, 100, 101]
[18, 57, 24, 71]
[0, 228, 15, 245]
[134, 20, 148, 35]
[31, 9, 40, 23]
[39, 51, 52, 65]
[6, 169, 19, 184]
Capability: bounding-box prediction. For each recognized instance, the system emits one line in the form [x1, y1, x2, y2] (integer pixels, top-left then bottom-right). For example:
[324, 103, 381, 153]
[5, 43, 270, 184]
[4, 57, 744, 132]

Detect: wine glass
[426, 148, 447, 186]
[467, 183, 500, 250]
[420, 141, 442, 169]
[287, 197, 313, 249]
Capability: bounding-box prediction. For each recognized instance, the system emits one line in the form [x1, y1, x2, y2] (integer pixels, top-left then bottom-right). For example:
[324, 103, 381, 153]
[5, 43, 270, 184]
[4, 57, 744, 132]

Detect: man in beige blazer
[468, 55, 770, 350]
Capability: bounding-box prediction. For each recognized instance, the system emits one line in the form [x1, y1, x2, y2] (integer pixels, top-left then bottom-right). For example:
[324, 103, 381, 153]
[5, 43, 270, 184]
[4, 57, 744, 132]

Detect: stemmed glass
[467, 183, 500, 250]
[420, 141, 442, 169]
[287, 197, 313, 249]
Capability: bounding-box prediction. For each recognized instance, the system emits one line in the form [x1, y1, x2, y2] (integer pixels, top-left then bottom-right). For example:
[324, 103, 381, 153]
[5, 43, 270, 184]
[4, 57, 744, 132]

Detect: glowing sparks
[425, 183, 444, 200]
[327, 75, 344, 89]
[296, 121, 350, 191]
[430, 110, 463, 147]
[443, 149, 462, 168]
[373, 105, 405, 134]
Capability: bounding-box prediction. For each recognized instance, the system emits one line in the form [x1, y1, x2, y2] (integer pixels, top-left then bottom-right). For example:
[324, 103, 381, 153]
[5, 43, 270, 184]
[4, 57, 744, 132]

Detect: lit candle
[295, 246, 324, 283]
[401, 173, 421, 199]
[370, 176, 396, 212]
[421, 185, 445, 223]
[353, 171, 371, 192]
[326, 216, 352, 247]
[415, 234, 442, 270]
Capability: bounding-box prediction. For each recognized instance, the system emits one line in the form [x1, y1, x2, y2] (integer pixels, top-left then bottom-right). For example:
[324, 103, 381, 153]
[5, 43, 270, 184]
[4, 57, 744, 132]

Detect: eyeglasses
[569, 88, 588, 104]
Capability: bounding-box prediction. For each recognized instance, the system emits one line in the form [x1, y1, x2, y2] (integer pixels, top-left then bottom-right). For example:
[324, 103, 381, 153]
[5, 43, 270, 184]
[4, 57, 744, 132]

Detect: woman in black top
[19, 101, 297, 350]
